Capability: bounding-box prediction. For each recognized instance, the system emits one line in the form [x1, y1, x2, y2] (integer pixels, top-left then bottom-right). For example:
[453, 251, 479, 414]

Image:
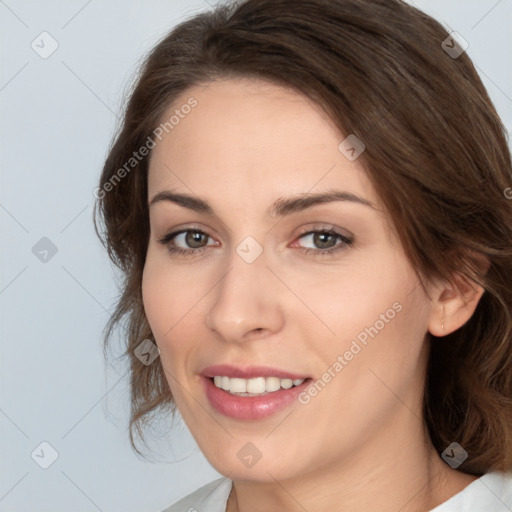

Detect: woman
[94, 0, 512, 510]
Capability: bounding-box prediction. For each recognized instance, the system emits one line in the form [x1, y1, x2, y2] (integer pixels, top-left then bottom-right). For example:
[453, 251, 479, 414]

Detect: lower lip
[203, 376, 311, 420]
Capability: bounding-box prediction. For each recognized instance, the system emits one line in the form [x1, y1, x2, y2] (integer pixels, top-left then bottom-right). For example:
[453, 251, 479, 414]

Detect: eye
[157, 228, 218, 256]
[157, 225, 353, 258]
[293, 227, 354, 256]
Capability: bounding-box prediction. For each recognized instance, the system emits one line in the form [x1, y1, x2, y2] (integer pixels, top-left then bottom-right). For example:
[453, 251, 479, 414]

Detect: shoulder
[160, 477, 233, 512]
[431, 471, 512, 511]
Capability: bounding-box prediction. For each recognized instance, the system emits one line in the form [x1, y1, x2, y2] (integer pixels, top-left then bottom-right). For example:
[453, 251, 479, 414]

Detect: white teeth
[230, 378, 247, 393]
[281, 378, 293, 389]
[266, 376, 281, 392]
[212, 376, 306, 395]
[246, 377, 266, 394]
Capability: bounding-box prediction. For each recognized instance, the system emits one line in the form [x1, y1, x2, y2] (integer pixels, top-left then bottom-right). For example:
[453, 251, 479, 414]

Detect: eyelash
[157, 226, 354, 258]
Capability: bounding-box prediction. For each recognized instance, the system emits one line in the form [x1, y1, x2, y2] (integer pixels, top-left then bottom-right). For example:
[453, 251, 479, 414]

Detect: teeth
[212, 376, 306, 395]
[281, 378, 293, 389]
[266, 376, 281, 392]
[247, 377, 266, 394]
[230, 378, 247, 393]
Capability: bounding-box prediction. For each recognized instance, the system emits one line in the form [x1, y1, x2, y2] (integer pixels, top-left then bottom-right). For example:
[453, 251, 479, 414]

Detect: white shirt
[161, 471, 512, 511]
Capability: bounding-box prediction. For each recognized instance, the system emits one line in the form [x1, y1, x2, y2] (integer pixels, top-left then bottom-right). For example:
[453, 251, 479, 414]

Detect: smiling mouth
[210, 376, 310, 396]
[203, 370, 313, 420]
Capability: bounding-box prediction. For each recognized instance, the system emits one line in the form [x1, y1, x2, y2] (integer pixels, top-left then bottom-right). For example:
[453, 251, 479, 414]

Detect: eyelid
[290, 225, 353, 253]
[157, 225, 217, 247]
[157, 223, 354, 257]
[299, 222, 347, 232]
[293, 223, 353, 241]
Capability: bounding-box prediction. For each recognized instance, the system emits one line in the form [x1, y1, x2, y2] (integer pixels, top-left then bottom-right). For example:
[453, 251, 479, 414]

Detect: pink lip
[201, 365, 312, 420]
[201, 364, 310, 380]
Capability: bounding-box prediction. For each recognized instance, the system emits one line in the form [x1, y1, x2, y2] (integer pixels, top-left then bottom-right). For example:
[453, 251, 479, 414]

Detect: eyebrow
[148, 189, 375, 217]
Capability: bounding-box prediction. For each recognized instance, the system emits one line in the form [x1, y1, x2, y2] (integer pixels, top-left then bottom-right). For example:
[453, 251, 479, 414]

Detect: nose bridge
[205, 246, 284, 341]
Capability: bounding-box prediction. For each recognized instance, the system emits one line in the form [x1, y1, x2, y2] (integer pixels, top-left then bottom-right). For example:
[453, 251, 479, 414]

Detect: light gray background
[1, 1, 511, 511]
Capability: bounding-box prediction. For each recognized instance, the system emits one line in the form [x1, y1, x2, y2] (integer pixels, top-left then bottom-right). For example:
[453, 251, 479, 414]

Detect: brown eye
[157, 228, 218, 256]
[311, 232, 338, 249]
[184, 231, 209, 248]
[295, 229, 353, 255]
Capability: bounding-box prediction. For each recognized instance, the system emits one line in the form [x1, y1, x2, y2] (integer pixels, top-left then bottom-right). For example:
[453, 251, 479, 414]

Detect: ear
[428, 253, 490, 337]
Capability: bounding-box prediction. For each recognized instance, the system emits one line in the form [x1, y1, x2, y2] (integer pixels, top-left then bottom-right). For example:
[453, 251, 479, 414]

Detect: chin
[199, 442, 306, 483]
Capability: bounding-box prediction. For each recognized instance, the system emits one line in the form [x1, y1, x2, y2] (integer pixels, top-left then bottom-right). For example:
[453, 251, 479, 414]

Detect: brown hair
[94, 0, 512, 473]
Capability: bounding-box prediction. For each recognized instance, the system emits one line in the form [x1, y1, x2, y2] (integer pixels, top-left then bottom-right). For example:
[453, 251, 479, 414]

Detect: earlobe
[428, 272, 486, 337]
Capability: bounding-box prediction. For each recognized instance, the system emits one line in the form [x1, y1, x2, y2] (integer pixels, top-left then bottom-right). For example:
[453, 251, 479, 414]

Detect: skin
[142, 77, 484, 512]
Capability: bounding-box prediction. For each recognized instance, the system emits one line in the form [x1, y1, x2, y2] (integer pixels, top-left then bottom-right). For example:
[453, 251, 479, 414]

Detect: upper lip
[201, 364, 311, 380]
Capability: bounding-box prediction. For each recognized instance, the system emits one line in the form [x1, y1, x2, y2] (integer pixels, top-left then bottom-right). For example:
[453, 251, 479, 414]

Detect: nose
[204, 250, 285, 343]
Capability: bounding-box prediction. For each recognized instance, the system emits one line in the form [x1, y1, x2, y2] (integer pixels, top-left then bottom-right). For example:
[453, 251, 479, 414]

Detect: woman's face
[142, 77, 436, 481]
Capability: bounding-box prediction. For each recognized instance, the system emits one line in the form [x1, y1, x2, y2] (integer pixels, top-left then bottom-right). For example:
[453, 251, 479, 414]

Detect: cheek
[141, 251, 212, 377]
[322, 277, 431, 411]
[142, 251, 194, 334]
[286, 250, 416, 345]
[141, 253, 188, 356]
[141, 258, 194, 408]
[302, 250, 430, 389]
[141, 256, 169, 337]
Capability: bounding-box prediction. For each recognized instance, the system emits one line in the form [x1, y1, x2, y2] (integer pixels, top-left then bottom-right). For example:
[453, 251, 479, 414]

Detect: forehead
[147, 77, 378, 208]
